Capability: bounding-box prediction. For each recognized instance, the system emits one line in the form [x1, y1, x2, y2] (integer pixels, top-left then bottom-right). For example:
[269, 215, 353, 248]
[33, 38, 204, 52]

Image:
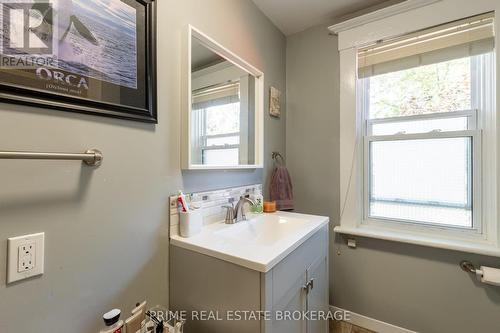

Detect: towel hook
[272, 152, 284, 164]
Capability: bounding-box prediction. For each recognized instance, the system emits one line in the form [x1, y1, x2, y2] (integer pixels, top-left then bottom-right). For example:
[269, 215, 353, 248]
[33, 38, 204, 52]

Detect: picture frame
[0, 0, 157, 123]
[269, 86, 281, 118]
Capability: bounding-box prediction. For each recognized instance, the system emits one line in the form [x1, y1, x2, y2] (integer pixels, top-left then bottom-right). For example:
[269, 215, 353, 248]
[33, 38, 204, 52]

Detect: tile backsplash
[169, 184, 262, 236]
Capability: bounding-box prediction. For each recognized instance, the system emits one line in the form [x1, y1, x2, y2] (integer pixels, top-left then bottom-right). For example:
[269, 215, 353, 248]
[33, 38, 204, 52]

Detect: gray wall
[286, 24, 339, 310]
[0, 1, 286, 332]
[286, 25, 500, 332]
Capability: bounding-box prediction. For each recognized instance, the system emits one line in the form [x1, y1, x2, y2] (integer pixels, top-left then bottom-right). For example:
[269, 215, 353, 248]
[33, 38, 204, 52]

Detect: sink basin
[170, 211, 329, 272]
[214, 214, 312, 246]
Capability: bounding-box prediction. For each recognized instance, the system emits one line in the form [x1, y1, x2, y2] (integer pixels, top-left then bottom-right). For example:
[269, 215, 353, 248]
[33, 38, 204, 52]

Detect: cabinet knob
[302, 278, 315, 293]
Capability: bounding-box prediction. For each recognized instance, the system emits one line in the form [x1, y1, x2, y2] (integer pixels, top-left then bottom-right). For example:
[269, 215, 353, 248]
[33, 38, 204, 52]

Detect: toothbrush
[177, 197, 187, 213]
[178, 191, 189, 212]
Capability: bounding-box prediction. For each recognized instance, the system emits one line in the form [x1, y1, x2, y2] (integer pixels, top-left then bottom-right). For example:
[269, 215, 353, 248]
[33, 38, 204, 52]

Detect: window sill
[334, 225, 500, 257]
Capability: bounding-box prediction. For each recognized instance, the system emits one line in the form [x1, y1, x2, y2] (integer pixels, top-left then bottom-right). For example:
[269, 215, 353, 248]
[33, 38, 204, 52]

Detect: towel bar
[0, 149, 103, 166]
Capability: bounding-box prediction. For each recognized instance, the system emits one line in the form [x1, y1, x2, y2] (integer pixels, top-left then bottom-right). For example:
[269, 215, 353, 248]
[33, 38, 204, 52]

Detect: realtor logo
[2, 2, 53, 55]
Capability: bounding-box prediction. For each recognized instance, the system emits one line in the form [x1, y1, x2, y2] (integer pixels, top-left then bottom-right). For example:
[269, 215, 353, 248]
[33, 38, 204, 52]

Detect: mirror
[182, 26, 264, 169]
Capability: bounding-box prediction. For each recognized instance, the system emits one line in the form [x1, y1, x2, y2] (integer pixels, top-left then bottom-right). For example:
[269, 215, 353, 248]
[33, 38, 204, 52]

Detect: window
[358, 14, 495, 232]
[191, 83, 241, 166]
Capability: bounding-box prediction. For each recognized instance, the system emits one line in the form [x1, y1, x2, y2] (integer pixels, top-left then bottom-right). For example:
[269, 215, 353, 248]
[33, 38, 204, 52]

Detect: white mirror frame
[181, 25, 264, 170]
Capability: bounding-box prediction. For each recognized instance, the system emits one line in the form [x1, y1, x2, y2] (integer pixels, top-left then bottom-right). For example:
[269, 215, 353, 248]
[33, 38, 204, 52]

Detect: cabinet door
[306, 255, 328, 333]
[271, 271, 307, 333]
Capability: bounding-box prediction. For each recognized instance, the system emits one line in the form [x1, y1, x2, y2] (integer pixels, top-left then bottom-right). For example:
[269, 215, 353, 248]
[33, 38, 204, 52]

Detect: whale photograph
[0, 0, 157, 122]
[55, 0, 138, 89]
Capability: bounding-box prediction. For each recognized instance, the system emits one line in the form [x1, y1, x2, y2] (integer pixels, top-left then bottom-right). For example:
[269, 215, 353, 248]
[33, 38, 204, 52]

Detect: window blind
[358, 13, 495, 78]
[192, 82, 240, 106]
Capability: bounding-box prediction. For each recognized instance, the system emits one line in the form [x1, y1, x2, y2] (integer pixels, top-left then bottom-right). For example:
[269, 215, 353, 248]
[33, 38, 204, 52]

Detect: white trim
[479, 51, 498, 246]
[334, 1, 498, 51]
[339, 47, 362, 231]
[367, 109, 475, 125]
[330, 306, 417, 333]
[334, 225, 500, 257]
[367, 129, 478, 142]
[185, 164, 261, 170]
[181, 25, 264, 170]
[328, 0, 442, 34]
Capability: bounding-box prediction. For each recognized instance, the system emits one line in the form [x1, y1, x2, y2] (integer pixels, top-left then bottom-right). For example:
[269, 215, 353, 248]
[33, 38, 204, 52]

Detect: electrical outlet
[7, 233, 44, 284]
[18, 242, 36, 272]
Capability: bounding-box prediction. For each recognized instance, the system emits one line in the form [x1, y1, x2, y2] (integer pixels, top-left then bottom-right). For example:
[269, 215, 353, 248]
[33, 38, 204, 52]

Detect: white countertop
[170, 211, 329, 272]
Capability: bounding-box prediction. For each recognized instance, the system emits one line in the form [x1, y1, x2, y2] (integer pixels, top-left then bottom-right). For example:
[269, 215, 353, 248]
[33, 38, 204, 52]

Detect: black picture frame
[0, 0, 157, 123]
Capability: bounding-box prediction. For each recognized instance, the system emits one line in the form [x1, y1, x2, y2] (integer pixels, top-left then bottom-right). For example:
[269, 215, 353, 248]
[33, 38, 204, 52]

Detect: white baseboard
[330, 306, 417, 333]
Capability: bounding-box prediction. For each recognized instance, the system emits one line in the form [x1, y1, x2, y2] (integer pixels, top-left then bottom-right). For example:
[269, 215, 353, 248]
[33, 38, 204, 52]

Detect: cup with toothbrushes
[178, 191, 202, 238]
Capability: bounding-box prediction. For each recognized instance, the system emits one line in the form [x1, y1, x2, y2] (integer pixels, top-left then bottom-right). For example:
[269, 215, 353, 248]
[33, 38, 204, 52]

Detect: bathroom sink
[214, 214, 311, 246]
[170, 211, 329, 272]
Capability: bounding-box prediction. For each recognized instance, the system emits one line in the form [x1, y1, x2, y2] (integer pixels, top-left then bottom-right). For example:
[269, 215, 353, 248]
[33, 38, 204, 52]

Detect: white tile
[170, 214, 179, 226]
[169, 184, 262, 236]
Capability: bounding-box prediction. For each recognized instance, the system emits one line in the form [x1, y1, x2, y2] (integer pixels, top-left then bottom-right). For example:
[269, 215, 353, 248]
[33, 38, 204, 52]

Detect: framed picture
[0, 0, 157, 123]
[269, 86, 281, 118]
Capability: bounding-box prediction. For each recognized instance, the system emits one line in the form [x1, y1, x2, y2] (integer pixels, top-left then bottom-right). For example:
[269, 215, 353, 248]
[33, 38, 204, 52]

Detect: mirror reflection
[190, 37, 256, 167]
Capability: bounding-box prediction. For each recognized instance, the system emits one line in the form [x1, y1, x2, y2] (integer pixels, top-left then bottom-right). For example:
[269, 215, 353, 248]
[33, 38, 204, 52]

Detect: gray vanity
[170, 212, 329, 333]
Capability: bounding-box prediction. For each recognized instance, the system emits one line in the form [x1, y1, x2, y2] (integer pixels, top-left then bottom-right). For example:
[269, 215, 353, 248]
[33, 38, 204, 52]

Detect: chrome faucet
[223, 196, 256, 224]
[235, 196, 256, 222]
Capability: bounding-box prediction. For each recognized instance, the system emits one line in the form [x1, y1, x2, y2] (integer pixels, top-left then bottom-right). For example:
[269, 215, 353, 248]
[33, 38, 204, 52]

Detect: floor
[330, 320, 377, 333]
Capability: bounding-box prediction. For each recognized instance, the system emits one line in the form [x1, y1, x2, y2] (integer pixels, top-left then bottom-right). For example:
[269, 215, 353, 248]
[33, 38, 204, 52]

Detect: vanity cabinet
[170, 224, 328, 333]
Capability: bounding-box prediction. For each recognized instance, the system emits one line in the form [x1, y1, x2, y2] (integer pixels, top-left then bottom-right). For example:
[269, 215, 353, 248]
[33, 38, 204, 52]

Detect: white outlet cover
[7, 232, 44, 284]
[18, 242, 36, 272]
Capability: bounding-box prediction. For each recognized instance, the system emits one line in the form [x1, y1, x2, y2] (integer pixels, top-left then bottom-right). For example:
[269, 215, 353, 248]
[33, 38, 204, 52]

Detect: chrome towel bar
[0, 149, 103, 166]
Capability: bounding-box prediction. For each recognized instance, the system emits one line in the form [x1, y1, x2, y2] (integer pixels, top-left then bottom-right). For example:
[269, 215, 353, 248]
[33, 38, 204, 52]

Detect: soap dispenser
[251, 189, 264, 213]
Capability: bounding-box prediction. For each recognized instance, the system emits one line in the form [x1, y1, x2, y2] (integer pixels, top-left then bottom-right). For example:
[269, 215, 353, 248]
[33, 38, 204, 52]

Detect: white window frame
[356, 53, 495, 244]
[360, 57, 487, 240]
[201, 132, 241, 164]
[331, 0, 500, 256]
[192, 85, 242, 165]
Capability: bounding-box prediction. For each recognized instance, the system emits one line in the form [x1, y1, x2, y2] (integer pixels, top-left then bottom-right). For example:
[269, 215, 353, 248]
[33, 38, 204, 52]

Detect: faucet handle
[222, 205, 235, 224]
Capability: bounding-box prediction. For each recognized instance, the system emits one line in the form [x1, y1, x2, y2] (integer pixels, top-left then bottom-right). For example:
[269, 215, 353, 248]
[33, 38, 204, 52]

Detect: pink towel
[270, 165, 294, 210]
